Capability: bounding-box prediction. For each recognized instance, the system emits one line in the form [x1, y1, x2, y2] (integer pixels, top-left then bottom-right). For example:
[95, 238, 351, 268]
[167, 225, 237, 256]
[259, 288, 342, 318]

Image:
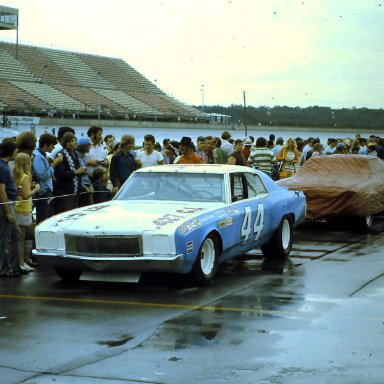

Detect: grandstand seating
[0, 41, 205, 121]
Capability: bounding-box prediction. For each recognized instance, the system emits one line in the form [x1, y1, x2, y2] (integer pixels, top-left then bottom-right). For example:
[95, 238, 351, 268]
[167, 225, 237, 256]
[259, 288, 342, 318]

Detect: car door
[229, 172, 270, 256]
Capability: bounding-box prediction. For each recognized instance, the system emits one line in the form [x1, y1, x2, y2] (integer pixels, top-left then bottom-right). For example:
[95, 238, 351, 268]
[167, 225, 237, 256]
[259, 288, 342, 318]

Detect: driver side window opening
[230, 173, 267, 202]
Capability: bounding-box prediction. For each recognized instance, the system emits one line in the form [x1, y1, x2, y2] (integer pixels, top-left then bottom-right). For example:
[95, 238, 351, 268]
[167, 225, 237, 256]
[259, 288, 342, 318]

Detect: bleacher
[0, 41, 206, 122]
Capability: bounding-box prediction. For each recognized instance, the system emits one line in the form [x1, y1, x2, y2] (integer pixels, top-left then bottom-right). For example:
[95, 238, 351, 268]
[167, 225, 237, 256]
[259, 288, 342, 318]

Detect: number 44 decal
[241, 204, 264, 242]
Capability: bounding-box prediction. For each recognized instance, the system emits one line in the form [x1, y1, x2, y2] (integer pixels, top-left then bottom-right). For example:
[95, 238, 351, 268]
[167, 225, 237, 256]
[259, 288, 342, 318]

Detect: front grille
[65, 235, 142, 257]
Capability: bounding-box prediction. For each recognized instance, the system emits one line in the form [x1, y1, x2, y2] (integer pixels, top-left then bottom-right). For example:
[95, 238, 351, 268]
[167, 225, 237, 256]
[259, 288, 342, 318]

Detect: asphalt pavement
[1, 217, 383, 384]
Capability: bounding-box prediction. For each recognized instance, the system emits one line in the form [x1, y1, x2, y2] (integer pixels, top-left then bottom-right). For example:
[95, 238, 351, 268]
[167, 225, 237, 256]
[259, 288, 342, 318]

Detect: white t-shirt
[136, 151, 164, 168]
[46, 143, 63, 161]
[85, 143, 107, 177]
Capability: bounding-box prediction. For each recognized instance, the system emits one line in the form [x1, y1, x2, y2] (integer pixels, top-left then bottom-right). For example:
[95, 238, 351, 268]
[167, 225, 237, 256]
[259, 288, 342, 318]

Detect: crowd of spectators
[0, 125, 383, 277]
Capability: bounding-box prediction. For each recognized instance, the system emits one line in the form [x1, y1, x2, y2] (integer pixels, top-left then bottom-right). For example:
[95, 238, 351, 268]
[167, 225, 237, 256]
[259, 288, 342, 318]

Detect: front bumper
[32, 250, 185, 273]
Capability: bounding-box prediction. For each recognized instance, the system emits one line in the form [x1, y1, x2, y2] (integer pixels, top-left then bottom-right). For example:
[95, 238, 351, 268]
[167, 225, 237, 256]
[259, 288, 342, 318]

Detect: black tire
[261, 216, 293, 259]
[55, 268, 82, 282]
[352, 215, 373, 232]
[190, 234, 220, 286]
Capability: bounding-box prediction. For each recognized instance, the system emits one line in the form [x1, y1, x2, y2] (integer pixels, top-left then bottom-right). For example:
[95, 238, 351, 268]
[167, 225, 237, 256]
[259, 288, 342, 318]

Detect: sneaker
[21, 263, 34, 273]
[27, 259, 39, 267]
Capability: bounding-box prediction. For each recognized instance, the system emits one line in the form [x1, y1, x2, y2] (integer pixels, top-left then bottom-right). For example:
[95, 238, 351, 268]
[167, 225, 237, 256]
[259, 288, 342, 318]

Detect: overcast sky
[1, 0, 383, 109]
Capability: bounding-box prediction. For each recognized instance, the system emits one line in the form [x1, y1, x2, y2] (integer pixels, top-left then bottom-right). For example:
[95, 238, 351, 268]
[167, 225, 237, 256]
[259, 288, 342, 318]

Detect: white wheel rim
[281, 220, 291, 249]
[200, 238, 215, 276]
[366, 216, 373, 227]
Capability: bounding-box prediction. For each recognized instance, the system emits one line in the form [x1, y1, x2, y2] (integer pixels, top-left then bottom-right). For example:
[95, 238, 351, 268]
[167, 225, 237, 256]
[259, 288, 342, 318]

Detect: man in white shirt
[220, 130, 234, 155]
[46, 126, 75, 163]
[136, 134, 165, 168]
[85, 125, 107, 177]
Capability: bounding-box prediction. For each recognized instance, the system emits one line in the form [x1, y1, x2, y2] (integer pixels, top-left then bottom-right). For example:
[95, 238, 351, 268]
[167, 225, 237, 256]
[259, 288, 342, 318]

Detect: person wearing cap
[33, 133, 63, 223]
[366, 140, 378, 157]
[77, 136, 94, 207]
[241, 137, 253, 162]
[174, 137, 204, 164]
[334, 142, 346, 154]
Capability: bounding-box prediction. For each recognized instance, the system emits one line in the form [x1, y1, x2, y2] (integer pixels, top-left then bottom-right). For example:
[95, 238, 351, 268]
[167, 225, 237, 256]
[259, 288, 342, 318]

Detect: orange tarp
[277, 155, 384, 220]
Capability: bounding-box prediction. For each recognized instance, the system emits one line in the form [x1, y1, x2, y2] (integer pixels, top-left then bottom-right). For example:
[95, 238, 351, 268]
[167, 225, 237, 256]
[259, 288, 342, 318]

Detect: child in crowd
[13, 153, 40, 272]
[92, 167, 112, 204]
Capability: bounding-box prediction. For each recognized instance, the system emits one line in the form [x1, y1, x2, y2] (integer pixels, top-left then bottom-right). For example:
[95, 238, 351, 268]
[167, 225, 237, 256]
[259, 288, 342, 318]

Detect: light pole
[97, 72, 102, 120]
[43, 64, 48, 113]
[97, 94, 101, 121]
[201, 84, 205, 113]
[154, 79, 158, 123]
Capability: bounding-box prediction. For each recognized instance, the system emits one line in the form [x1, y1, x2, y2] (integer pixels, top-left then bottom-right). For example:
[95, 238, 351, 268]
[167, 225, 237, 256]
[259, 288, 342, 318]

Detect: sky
[1, 0, 383, 109]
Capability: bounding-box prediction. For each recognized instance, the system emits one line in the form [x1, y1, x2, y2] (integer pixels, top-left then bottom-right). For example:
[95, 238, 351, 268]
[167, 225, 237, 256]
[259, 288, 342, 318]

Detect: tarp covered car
[277, 155, 384, 229]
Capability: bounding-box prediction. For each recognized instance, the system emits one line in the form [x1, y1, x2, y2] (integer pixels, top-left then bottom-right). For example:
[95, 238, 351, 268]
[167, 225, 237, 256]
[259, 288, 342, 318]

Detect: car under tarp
[277, 154, 384, 221]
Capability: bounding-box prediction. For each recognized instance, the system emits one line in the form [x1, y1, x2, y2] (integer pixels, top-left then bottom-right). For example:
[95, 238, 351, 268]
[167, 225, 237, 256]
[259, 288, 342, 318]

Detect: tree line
[198, 105, 384, 129]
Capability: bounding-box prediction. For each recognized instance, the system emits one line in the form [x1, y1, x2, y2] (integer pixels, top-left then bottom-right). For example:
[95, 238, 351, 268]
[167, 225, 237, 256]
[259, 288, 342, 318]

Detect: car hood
[38, 200, 220, 234]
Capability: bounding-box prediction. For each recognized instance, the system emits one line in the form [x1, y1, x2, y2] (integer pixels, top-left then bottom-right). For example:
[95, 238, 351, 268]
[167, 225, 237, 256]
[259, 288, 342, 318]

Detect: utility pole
[243, 91, 248, 137]
[201, 84, 205, 113]
[154, 79, 158, 123]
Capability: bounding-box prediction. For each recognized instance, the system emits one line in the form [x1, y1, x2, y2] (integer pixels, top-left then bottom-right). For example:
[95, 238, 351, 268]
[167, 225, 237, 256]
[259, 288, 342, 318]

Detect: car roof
[134, 164, 253, 175]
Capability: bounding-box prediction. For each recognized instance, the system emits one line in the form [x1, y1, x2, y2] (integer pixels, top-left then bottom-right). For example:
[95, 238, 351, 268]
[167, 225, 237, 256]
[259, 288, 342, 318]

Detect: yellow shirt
[15, 173, 33, 213]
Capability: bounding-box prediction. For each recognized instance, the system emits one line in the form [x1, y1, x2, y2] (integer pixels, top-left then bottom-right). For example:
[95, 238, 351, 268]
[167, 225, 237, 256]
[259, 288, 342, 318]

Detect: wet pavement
[1, 217, 384, 383]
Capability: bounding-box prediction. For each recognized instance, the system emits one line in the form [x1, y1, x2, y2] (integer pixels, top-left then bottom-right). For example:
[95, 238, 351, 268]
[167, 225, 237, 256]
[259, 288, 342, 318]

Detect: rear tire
[261, 216, 293, 259]
[191, 234, 220, 286]
[55, 268, 82, 282]
[352, 215, 373, 232]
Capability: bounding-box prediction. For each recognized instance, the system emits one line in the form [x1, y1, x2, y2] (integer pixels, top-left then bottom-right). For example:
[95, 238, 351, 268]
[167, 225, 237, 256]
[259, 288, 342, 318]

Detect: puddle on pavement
[149, 262, 305, 350]
[98, 334, 133, 347]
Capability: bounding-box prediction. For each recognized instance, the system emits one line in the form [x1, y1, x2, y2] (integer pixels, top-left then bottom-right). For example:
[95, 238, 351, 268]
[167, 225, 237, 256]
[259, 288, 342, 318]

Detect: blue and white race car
[33, 165, 306, 285]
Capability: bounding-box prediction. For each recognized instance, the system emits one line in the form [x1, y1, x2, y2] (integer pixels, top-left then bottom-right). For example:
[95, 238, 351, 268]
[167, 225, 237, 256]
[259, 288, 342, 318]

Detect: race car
[277, 154, 384, 231]
[33, 164, 306, 285]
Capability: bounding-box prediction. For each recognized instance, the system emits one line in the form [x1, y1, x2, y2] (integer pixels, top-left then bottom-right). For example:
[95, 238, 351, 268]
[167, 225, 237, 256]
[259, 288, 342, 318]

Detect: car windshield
[114, 172, 225, 203]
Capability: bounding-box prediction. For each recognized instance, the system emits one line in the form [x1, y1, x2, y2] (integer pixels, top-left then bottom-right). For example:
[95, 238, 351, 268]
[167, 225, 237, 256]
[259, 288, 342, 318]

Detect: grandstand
[0, 41, 207, 123]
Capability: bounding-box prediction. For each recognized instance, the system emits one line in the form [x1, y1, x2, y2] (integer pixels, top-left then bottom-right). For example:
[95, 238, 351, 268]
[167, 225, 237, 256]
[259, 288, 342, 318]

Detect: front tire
[190, 234, 220, 286]
[55, 268, 82, 282]
[261, 216, 293, 259]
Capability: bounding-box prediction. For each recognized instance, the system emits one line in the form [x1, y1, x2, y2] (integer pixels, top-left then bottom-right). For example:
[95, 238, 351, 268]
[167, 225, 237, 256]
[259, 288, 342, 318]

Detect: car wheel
[261, 216, 293, 259]
[353, 215, 373, 232]
[55, 268, 82, 282]
[191, 234, 220, 286]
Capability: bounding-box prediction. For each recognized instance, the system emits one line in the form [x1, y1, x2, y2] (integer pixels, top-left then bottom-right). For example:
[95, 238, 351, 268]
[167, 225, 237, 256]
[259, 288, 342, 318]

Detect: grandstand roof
[0, 41, 206, 122]
[0, 5, 18, 30]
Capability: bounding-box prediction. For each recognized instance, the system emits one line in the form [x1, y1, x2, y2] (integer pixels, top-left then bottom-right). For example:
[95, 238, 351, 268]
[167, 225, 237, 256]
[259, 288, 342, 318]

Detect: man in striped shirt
[248, 137, 275, 178]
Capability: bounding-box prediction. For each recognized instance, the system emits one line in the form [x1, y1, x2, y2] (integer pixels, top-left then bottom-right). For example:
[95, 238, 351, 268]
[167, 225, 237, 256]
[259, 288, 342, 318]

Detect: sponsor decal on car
[179, 218, 202, 235]
[153, 207, 204, 227]
[55, 205, 111, 224]
[218, 216, 235, 228]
